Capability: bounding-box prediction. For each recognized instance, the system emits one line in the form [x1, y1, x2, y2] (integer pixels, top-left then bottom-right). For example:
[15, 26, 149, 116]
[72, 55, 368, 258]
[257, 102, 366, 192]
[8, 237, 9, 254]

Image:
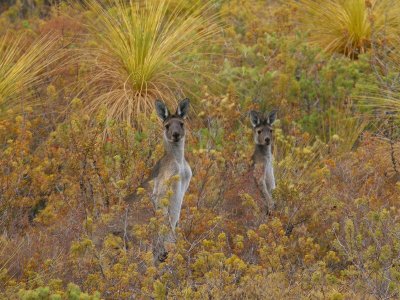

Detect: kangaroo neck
[252, 144, 272, 165]
[163, 136, 185, 164]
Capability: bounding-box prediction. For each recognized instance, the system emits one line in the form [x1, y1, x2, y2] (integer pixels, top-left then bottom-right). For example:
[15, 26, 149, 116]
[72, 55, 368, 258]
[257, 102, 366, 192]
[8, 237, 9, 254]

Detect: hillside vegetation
[0, 0, 400, 299]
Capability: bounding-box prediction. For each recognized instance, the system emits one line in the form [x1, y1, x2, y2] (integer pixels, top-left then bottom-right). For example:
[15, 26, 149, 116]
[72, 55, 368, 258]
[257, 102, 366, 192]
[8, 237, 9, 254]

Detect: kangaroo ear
[155, 100, 169, 121]
[268, 109, 278, 124]
[176, 98, 190, 118]
[249, 111, 261, 127]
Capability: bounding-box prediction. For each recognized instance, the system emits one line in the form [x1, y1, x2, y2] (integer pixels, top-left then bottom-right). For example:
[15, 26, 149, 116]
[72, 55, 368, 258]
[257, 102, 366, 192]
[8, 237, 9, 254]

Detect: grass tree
[0, 34, 59, 117]
[298, 0, 400, 58]
[80, 0, 220, 128]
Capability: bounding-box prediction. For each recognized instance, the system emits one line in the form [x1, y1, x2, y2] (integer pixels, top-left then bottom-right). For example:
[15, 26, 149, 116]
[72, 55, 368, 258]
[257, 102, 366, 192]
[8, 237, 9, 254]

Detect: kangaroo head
[155, 98, 190, 143]
[249, 110, 277, 146]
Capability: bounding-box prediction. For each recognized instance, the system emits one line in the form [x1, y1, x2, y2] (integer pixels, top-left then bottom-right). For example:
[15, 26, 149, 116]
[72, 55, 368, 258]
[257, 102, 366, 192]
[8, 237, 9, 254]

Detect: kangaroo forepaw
[266, 203, 275, 216]
[158, 251, 168, 262]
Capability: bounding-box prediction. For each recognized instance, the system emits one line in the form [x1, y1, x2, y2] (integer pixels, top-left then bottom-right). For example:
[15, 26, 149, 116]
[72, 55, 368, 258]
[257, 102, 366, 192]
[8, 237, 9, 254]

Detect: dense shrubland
[0, 0, 400, 299]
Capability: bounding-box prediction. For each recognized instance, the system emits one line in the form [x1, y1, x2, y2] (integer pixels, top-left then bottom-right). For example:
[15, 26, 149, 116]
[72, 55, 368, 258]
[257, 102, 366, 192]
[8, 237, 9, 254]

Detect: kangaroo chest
[176, 161, 192, 190]
[161, 160, 190, 182]
[153, 158, 191, 203]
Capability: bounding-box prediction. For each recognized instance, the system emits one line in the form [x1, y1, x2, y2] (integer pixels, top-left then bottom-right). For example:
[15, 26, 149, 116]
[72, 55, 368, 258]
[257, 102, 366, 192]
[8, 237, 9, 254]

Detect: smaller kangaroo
[223, 109, 277, 224]
[150, 98, 192, 262]
[249, 110, 277, 213]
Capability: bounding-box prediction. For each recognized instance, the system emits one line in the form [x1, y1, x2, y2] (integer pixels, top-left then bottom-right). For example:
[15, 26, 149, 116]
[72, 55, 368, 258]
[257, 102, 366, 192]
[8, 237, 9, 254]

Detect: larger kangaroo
[151, 99, 192, 262]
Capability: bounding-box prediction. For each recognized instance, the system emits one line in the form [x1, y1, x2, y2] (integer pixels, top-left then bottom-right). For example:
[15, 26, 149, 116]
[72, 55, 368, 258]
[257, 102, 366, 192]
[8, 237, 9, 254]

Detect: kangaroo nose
[265, 137, 270, 144]
[172, 132, 180, 139]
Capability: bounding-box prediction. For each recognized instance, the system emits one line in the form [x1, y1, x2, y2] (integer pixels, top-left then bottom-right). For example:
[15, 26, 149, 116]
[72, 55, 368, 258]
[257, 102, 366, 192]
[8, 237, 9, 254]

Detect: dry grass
[298, 0, 400, 58]
[79, 0, 220, 127]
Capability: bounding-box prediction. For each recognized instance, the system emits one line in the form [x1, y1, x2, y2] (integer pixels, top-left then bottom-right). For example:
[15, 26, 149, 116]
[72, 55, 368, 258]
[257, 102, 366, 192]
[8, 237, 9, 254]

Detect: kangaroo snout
[172, 132, 180, 140]
[265, 137, 270, 145]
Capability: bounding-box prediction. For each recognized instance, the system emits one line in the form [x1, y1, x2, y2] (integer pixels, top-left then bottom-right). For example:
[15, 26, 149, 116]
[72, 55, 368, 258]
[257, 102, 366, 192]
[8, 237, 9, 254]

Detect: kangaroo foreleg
[255, 176, 275, 214]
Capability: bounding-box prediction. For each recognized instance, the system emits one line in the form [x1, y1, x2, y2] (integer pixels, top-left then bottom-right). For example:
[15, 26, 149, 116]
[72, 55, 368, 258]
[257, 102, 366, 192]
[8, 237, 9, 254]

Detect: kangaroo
[249, 110, 277, 213]
[149, 98, 192, 262]
[223, 110, 277, 222]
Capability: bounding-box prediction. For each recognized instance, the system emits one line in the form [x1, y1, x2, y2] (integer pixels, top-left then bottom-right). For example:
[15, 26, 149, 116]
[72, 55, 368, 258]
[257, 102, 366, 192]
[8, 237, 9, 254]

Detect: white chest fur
[152, 155, 192, 235]
[264, 156, 275, 191]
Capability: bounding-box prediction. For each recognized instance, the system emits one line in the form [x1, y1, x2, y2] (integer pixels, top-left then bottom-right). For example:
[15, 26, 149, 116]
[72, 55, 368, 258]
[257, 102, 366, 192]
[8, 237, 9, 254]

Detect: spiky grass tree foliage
[81, 0, 220, 127]
[298, 0, 400, 58]
[0, 34, 59, 116]
[358, 42, 400, 116]
[361, 90, 400, 114]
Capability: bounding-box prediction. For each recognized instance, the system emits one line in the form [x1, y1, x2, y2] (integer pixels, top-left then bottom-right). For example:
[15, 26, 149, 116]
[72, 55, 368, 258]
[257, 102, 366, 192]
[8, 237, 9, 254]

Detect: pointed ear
[155, 100, 169, 121]
[268, 109, 278, 124]
[249, 111, 261, 127]
[176, 98, 190, 118]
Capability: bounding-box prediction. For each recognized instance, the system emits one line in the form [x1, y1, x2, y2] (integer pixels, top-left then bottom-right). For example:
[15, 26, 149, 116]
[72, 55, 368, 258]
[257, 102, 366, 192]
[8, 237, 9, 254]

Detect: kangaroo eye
[180, 122, 184, 127]
[165, 124, 170, 129]
[270, 129, 273, 133]
[257, 129, 262, 134]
